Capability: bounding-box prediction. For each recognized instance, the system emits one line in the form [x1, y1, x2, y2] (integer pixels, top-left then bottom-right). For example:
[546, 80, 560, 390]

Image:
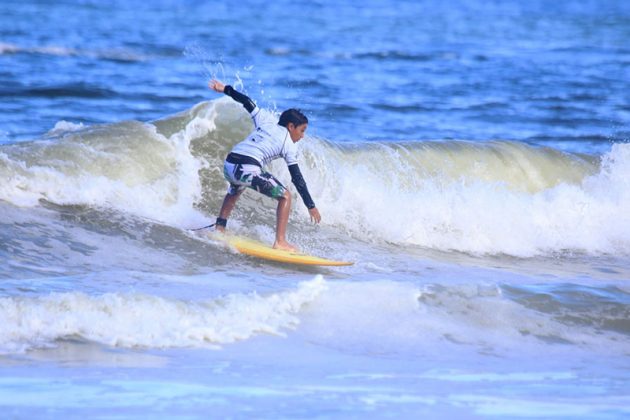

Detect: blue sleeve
[224, 85, 256, 113]
[288, 164, 316, 209]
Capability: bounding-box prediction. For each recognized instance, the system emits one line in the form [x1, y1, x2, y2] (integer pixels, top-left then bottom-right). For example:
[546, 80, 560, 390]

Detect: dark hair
[278, 108, 308, 128]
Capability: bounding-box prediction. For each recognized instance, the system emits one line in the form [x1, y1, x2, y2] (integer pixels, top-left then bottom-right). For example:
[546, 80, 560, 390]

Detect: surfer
[208, 80, 321, 252]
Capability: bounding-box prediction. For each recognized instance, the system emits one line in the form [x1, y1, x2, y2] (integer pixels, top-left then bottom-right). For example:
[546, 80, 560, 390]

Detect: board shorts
[223, 160, 287, 199]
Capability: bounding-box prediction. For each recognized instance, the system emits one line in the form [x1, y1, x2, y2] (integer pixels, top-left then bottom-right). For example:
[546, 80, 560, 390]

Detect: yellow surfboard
[208, 233, 353, 267]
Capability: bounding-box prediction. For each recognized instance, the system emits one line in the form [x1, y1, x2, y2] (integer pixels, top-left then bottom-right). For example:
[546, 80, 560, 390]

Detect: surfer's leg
[216, 188, 243, 232]
[249, 172, 297, 252]
[273, 190, 297, 252]
[217, 161, 251, 232]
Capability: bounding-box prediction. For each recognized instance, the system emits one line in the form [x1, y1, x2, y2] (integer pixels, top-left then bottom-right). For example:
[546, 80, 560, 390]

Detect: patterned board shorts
[223, 161, 287, 199]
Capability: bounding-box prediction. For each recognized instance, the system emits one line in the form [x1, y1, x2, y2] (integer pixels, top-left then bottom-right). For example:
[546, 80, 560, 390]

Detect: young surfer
[208, 80, 321, 252]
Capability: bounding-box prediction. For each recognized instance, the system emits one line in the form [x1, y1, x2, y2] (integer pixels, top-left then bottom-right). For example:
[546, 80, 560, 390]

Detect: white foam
[0, 276, 326, 354]
[47, 121, 86, 135]
[299, 141, 630, 257]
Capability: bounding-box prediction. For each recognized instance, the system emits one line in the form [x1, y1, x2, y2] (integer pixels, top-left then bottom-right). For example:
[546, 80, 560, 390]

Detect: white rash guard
[231, 106, 299, 167]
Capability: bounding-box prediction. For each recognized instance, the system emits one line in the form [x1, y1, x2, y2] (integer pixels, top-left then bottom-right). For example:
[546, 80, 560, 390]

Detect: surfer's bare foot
[215, 226, 225, 233]
[273, 240, 298, 252]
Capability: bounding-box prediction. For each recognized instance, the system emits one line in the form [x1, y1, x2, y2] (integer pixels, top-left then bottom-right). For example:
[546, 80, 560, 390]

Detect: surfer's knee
[279, 190, 291, 203]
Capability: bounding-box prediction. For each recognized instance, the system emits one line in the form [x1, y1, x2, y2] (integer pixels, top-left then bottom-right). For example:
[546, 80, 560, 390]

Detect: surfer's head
[279, 108, 308, 142]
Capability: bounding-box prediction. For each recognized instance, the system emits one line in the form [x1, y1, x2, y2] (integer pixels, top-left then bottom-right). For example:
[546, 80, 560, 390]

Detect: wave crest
[0, 276, 326, 354]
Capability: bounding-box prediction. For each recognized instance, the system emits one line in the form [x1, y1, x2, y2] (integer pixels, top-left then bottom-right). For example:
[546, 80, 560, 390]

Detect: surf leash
[189, 223, 216, 231]
[189, 217, 227, 231]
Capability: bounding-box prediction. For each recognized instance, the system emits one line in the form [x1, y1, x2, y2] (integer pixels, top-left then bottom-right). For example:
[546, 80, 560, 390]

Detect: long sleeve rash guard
[223, 85, 316, 209]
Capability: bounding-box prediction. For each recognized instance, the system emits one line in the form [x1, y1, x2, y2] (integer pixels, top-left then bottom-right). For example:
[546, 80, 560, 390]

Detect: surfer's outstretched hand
[208, 79, 225, 93]
[309, 207, 321, 224]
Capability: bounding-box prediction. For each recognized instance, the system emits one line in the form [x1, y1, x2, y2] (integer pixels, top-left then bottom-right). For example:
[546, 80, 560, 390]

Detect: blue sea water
[1, 0, 630, 418]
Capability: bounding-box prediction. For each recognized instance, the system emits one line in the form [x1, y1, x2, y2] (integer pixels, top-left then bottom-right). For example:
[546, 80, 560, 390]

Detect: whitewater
[1, 0, 629, 418]
[2, 99, 629, 257]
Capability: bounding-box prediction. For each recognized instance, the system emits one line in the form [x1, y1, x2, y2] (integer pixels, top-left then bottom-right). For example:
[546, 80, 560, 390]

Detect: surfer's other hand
[309, 207, 321, 224]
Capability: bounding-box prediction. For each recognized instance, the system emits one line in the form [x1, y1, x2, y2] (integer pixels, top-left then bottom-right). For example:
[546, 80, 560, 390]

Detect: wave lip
[0, 276, 326, 354]
[0, 118, 207, 225]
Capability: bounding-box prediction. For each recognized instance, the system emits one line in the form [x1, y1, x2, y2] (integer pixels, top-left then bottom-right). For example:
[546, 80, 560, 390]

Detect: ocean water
[1, 0, 630, 418]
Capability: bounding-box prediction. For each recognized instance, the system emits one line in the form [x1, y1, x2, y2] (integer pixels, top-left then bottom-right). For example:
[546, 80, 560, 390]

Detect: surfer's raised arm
[209, 80, 255, 113]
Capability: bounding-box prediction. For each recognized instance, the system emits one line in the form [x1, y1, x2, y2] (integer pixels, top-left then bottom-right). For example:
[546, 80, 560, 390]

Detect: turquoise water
[1, 1, 629, 418]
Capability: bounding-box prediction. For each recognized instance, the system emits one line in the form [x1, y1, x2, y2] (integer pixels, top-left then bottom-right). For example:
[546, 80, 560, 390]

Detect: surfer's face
[288, 123, 308, 143]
